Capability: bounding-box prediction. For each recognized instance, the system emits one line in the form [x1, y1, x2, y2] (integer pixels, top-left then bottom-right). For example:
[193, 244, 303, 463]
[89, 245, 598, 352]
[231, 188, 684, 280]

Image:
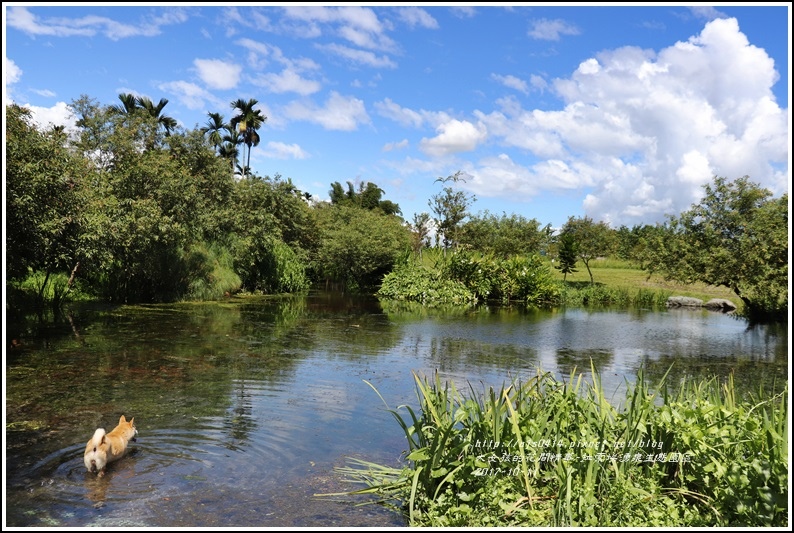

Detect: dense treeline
[5, 96, 788, 323]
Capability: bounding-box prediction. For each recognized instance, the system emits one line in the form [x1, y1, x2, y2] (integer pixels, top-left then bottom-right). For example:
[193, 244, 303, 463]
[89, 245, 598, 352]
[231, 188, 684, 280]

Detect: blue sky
[4, 3, 790, 230]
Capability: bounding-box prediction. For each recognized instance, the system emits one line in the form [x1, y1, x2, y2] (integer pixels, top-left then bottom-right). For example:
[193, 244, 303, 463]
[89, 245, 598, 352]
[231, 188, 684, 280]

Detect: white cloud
[374, 98, 425, 128]
[5, 57, 22, 86]
[31, 88, 56, 98]
[282, 5, 397, 52]
[158, 80, 223, 112]
[528, 18, 580, 41]
[283, 91, 370, 131]
[688, 6, 729, 21]
[491, 73, 529, 94]
[383, 139, 409, 152]
[419, 119, 487, 157]
[397, 7, 439, 29]
[23, 101, 77, 132]
[474, 17, 788, 227]
[253, 68, 321, 95]
[6, 6, 188, 41]
[451, 7, 476, 19]
[374, 98, 452, 130]
[529, 74, 548, 93]
[317, 43, 397, 68]
[262, 141, 309, 159]
[194, 59, 242, 91]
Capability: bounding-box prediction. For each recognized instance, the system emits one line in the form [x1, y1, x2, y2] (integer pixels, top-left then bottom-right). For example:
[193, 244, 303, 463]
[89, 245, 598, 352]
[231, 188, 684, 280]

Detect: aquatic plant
[322, 366, 788, 527]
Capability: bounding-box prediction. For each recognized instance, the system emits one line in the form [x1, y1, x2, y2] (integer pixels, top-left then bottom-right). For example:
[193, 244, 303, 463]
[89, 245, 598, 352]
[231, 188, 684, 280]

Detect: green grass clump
[321, 367, 787, 527]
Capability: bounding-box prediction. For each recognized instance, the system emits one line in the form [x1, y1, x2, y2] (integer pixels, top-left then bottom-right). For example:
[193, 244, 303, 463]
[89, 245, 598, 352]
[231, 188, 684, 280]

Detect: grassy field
[550, 257, 740, 310]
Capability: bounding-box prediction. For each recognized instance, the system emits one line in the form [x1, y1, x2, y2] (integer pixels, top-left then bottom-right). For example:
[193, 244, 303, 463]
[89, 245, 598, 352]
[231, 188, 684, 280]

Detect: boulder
[665, 296, 704, 308]
[704, 298, 737, 312]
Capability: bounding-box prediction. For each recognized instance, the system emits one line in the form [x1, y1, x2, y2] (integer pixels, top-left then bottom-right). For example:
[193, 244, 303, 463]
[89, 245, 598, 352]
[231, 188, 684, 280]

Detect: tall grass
[321, 367, 788, 527]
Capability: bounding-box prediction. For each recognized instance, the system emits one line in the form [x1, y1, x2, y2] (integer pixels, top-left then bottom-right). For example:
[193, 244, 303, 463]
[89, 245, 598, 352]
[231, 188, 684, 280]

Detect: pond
[4, 291, 788, 527]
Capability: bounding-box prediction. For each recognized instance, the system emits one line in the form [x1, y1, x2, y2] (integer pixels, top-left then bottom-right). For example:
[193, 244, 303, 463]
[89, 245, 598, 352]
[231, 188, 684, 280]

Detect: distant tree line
[5, 94, 788, 323]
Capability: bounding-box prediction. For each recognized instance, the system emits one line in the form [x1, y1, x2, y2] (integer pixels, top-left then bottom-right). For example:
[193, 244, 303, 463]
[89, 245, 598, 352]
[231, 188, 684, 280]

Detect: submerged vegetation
[324, 367, 788, 527]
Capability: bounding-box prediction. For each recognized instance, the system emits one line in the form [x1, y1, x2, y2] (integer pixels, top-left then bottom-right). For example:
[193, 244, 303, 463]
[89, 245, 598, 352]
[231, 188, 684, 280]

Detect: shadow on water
[5, 291, 788, 527]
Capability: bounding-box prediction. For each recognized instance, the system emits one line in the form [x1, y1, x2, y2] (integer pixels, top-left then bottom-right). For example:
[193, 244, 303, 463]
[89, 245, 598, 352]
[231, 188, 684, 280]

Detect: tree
[643, 176, 788, 322]
[6, 104, 85, 296]
[313, 204, 411, 291]
[110, 92, 139, 116]
[411, 212, 432, 259]
[560, 216, 614, 284]
[200, 112, 226, 153]
[136, 96, 177, 136]
[429, 171, 476, 254]
[230, 98, 267, 178]
[459, 210, 550, 257]
[328, 180, 402, 215]
[554, 232, 579, 281]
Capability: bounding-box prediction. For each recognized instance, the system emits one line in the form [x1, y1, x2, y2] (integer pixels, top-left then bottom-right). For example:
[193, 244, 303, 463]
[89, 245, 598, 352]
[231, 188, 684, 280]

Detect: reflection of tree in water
[631, 353, 788, 400]
[224, 378, 256, 448]
[555, 347, 614, 378]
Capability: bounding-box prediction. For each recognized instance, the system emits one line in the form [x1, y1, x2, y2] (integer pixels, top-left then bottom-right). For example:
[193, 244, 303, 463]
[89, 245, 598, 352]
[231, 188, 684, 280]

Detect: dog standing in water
[84, 415, 138, 477]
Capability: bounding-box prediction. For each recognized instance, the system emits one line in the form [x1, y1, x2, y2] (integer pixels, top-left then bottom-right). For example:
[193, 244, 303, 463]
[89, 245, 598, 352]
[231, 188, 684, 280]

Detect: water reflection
[5, 292, 787, 527]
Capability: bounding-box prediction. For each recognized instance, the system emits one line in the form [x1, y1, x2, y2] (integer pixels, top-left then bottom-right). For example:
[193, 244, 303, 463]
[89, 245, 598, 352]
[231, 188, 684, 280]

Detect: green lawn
[551, 258, 740, 310]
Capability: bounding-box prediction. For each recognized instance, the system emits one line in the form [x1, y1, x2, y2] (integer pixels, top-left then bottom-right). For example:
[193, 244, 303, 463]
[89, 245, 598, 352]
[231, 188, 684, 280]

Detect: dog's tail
[90, 428, 106, 448]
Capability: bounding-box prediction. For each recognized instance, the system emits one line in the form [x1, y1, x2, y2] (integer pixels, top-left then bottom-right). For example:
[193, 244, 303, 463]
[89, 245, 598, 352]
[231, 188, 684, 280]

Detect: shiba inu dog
[84, 415, 138, 477]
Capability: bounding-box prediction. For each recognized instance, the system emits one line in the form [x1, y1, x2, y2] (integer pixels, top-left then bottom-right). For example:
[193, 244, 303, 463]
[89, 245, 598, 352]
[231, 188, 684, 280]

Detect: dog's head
[119, 415, 138, 442]
[84, 428, 109, 474]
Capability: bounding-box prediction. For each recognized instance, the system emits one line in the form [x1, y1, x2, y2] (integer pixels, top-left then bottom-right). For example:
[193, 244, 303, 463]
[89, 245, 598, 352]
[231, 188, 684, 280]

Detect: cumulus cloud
[7, 6, 188, 40]
[5, 57, 22, 86]
[194, 59, 242, 90]
[474, 17, 788, 227]
[23, 101, 77, 132]
[282, 91, 370, 131]
[419, 119, 487, 157]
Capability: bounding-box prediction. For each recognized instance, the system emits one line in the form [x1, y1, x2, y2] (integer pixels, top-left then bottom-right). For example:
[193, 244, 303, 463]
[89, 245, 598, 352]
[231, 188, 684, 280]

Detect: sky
[3, 3, 791, 230]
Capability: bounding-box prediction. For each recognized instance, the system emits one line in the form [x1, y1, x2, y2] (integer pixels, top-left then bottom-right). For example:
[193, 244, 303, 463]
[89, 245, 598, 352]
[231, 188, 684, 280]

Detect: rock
[704, 298, 737, 311]
[665, 296, 704, 308]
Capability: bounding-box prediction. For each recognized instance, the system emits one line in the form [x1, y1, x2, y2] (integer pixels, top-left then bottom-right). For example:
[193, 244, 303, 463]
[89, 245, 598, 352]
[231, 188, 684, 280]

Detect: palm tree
[110, 92, 139, 116]
[230, 98, 267, 178]
[136, 96, 177, 136]
[222, 123, 243, 178]
[200, 112, 226, 153]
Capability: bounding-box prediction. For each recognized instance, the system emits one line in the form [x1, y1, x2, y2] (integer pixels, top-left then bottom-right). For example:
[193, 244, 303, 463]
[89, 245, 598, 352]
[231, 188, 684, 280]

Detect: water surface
[5, 292, 788, 527]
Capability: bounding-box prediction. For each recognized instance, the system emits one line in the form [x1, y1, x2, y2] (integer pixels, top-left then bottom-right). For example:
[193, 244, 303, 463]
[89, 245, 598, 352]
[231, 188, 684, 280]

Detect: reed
[320, 366, 788, 527]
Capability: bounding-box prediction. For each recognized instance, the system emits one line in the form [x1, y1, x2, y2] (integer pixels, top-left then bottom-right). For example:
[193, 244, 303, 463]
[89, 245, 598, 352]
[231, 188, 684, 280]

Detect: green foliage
[183, 242, 242, 300]
[379, 251, 562, 307]
[314, 205, 412, 291]
[459, 210, 553, 257]
[5, 104, 85, 280]
[377, 262, 477, 305]
[327, 369, 788, 527]
[328, 180, 402, 215]
[555, 233, 579, 281]
[430, 172, 476, 251]
[641, 176, 788, 322]
[560, 216, 615, 284]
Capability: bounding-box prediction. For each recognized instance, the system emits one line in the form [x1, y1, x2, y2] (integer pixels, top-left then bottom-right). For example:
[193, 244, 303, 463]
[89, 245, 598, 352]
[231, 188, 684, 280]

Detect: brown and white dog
[84, 415, 138, 477]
